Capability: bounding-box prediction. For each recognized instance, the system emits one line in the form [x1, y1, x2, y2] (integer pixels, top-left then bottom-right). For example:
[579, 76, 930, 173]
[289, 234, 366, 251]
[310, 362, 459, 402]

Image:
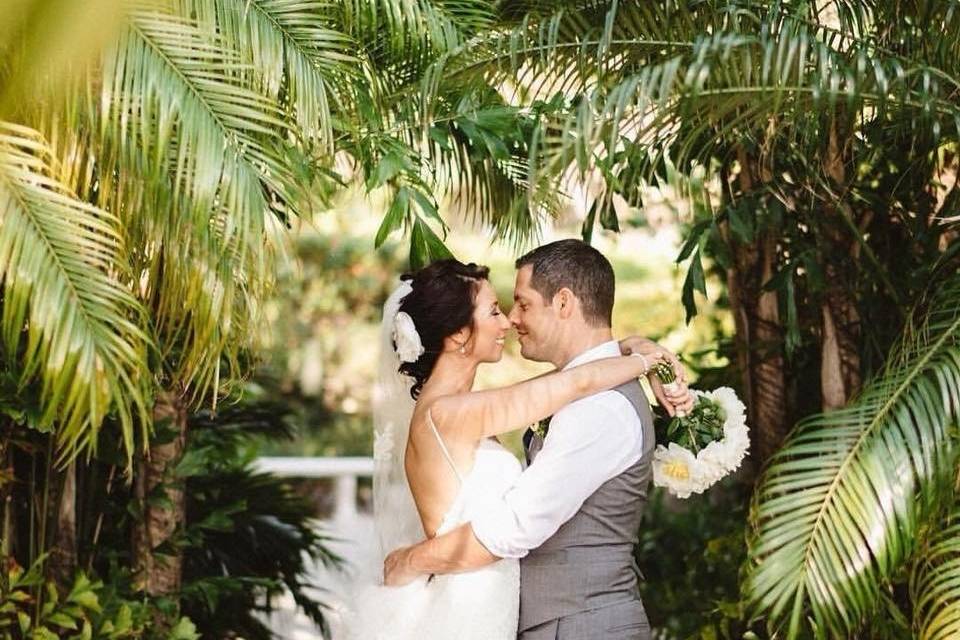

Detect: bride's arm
[619, 336, 694, 416]
[431, 351, 665, 440]
[384, 523, 496, 585]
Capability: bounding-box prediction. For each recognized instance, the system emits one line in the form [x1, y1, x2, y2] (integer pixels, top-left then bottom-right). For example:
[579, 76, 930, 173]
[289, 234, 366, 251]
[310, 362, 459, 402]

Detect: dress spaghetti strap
[426, 409, 464, 485]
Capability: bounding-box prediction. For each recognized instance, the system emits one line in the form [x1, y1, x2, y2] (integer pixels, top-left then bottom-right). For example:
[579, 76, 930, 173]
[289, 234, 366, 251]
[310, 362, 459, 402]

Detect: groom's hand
[384, 546, 420, 586]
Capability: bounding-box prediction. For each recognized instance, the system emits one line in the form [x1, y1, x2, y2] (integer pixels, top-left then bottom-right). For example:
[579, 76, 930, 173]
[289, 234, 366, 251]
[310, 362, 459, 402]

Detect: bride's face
[467, 280, 511, 362]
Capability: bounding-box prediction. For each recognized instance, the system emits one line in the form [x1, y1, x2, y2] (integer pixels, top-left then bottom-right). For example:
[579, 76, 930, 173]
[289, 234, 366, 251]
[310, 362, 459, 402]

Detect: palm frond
[912, 492, 960, 640]
[423, 1, 722, 112]
[90, 2, 303, 403]
[599, 19, 957, 165]
[105, 4, 299, 223]
[744, 268, 960, 638]
[418, 1, 960, 234]
[0, 121, 151, 464]
[185, 0, 358, 153]
[0, 0, 124, 118]
[343, 0, 494, 67]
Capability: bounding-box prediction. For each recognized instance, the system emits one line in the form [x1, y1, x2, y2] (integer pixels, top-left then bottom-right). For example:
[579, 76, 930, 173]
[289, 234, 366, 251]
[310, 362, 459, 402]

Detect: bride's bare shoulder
[406, 398, 446, 443]
[411, 393, 457, 428]
[408, 394, 479, 452]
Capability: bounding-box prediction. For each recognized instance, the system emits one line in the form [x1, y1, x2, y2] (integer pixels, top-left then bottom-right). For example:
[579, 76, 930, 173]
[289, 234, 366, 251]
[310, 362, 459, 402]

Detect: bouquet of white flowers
[649, 362, 750, 499]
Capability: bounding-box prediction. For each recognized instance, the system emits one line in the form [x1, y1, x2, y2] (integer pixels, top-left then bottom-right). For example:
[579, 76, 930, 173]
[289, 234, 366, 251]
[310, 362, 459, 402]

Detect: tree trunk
[752, 234, 788, 461]
[48, 462, 77, 586]
[820, 291, 861, 410]
[725, 238, 789, 464]
[0, 428, 13, 558]
[132, 389, 188, 612]
[819, 119, 862, 410]
[724, 148, 789, 465]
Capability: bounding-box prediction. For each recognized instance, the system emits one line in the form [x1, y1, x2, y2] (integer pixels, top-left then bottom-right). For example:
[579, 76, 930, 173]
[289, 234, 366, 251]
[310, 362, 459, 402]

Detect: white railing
[254, 456, 374, 523]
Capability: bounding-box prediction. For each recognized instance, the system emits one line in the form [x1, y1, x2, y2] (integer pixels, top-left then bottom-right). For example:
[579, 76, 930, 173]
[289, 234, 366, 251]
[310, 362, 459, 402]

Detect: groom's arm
[384, 395, 639, 585]
[383, 523, 498, 585]
[471, 395, 639, 557]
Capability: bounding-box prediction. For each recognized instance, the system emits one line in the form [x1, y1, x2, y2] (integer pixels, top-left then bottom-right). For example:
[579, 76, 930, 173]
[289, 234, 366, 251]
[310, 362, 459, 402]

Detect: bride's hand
[618, 337, 692, 416]
[384, 546, 420, 587]
[618, 337, 685, 381]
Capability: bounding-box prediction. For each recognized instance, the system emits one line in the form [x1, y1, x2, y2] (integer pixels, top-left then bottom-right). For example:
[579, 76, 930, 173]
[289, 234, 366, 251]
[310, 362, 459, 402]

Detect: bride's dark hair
[397, 258, 490, 399]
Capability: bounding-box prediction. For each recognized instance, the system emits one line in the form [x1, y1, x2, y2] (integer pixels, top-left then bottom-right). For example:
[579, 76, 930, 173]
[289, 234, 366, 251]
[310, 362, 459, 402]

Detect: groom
[384, 239, 690, 639]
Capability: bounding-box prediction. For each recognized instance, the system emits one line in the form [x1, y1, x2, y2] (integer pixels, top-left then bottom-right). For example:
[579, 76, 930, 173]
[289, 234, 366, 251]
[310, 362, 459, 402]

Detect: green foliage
[0, 123, 152, 466]
[5, 4, 960, 640]
[0, 555, 195, 640]
[651, 363, 728, 452]
[252, 215, 407, 456]
[911, 493, 960, 640]
[636, 482, 758, 640]
[1, 389, 339, 639]
[178, 400, 341, 639]
[745, 266, 960, 638]
[659, 399, 727, 455]
[0, 0, 559, 467]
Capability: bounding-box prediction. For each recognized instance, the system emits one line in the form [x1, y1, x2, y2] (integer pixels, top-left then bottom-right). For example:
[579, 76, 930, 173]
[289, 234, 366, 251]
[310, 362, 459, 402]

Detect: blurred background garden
[2, 1, 960, 639]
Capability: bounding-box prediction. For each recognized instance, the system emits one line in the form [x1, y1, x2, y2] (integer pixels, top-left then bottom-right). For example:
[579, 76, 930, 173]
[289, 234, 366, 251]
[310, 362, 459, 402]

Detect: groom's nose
[507, 305, 521, 326]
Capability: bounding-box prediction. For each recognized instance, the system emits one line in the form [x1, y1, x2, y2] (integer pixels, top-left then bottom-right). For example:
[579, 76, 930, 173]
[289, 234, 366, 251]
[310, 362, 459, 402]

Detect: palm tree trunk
[753, 234, 788, 461]
[820, 119, 862, 410]
[132, 389, 187, 608]
[731, 232, 788, 463]
[820, 294, 861, 409]
[0, 425, 13, 558]
[724, 148, 789, 464]
[934, 151, 959, 250]
[48, 462, 77, 586]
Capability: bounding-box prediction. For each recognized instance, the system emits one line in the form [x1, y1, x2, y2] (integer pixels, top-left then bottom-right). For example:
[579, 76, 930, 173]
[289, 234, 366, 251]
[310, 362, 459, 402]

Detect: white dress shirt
[471, 340, 645, 559]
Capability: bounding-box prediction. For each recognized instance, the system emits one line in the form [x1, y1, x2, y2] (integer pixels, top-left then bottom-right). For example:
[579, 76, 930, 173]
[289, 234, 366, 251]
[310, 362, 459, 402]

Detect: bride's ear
[444, 326, 473, 353]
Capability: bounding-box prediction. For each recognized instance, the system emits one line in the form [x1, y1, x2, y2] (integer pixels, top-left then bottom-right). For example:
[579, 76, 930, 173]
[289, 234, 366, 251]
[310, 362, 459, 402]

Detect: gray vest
[519, 381, 654, 631]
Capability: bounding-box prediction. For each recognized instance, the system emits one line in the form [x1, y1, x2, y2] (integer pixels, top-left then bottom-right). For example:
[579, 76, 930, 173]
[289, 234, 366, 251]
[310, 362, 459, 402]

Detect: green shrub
[177, 401, 341, 639]
[0, 556, 197, 640]
[636, 480, 756, 640]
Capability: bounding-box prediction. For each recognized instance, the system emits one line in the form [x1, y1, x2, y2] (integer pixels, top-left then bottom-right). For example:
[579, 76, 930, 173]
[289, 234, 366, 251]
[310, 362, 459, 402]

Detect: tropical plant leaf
[343, 0, 492, 67]
[911, 494, 960, 640]
[105, 3, 299, 224]
[91, 2, 304, 404]
[184, 0, 358, 152]
[0, 121, 151, 464]
[745, 267, 960, 638]
[422, 1, 960, 238]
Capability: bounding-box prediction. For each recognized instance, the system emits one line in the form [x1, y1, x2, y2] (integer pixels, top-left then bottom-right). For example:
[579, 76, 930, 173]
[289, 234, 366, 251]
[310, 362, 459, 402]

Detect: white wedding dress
[344, 279, 520, 639]
[347, 425, 522, 640]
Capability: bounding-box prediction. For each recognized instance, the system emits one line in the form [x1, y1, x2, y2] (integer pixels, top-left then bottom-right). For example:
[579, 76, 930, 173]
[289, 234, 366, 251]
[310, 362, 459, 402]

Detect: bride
[346, 258, 685, 639]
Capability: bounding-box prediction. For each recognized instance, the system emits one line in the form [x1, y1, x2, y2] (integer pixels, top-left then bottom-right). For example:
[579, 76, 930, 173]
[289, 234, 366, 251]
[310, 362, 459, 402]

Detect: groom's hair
[515, 239, 614, 327]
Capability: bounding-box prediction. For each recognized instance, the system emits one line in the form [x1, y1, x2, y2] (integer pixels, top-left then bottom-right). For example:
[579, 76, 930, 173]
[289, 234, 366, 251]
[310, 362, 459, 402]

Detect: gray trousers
[518, 600, 651, 640]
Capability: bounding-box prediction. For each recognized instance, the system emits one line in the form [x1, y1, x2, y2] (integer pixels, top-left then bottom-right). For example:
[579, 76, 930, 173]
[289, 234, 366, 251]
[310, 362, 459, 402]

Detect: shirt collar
[562, 340, 621, 371]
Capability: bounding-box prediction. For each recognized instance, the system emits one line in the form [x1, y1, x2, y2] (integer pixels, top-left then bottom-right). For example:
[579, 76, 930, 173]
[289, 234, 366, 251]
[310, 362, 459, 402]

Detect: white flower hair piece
[393, 311, 425, 363]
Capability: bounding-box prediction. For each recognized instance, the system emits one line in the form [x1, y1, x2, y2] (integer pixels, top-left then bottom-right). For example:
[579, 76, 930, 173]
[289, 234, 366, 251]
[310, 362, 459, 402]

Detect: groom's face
[509, 265, 561, 363]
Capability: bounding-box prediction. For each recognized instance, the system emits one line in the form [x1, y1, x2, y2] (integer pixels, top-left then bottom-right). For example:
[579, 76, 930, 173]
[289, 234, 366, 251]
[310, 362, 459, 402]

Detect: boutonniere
[532, 417, 550, 439]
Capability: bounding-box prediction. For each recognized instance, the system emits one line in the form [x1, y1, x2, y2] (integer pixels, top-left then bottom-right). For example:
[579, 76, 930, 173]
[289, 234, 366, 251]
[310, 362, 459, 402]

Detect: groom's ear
[554, 287, 577, 320]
